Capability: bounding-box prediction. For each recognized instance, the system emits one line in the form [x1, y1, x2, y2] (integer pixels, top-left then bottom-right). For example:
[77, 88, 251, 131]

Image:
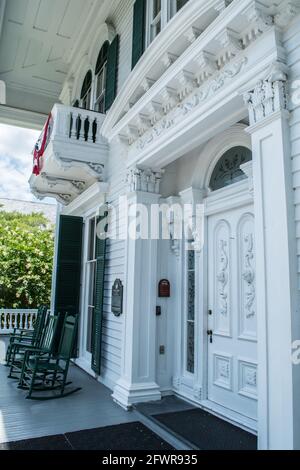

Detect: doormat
[153, 408, 257, 450]
[0, 422, 173, 451]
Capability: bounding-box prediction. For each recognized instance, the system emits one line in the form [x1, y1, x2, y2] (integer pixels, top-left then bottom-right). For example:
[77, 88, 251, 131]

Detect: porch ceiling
[0, 0, 99, 129]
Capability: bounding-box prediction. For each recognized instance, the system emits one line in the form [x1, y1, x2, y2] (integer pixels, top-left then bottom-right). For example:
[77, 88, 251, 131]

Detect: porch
[0, 336, 138, 445]
[0, 335, 257, 450]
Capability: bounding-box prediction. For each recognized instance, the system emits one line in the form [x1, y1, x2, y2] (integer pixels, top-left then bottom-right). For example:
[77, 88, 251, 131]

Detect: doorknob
[207, 330, 213, 344]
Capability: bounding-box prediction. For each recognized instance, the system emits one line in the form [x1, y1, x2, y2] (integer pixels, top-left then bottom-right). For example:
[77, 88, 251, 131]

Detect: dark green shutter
[91, 214, 107, 374]
[105, 35, 119, 112]
[54, 215, 83, 356]
[132, 0, 146, 69]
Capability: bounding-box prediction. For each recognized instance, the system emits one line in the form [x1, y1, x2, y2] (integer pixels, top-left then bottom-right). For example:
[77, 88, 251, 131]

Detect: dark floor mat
[0, 422, 173, 451]
[154, 409, 257, 450]
[66, 422, 174, 450]
[0, 434, 72, 450]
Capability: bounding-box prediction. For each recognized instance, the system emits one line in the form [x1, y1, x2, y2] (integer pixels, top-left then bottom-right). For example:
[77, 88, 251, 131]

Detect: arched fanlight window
[94, 41, 109, 113]
[80, 70, 92, 110]
[209, 146, 252, 192]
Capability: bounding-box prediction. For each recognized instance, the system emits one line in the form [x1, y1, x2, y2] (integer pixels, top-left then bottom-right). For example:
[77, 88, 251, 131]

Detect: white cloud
[0, 123, 55, 204]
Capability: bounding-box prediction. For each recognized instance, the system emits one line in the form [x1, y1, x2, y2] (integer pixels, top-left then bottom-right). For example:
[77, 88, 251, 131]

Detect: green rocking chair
[8, 313, 59, 380]
[5, 306, 48, 366]
[20, 314, 81, 400]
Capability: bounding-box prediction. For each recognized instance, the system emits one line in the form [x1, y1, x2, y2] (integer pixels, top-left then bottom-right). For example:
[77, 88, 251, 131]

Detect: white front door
[207, 203, 257, 421]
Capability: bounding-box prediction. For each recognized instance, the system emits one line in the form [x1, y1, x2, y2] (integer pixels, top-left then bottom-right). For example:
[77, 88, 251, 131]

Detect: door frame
[77, 207, 99, 376]
[199, 178, 256, 429]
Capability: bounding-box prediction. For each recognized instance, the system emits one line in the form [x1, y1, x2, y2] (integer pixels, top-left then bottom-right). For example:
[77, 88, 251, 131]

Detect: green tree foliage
[0, 209, 54, 308]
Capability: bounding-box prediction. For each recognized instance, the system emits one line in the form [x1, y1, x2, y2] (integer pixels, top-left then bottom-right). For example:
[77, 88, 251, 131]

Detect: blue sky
[0, 123, 54, 204]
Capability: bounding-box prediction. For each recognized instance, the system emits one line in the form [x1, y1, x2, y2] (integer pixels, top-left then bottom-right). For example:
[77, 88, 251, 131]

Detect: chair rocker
[5, 306, 48, 366]
[20, 314, 81, 400]
[8, 313, 58, 381]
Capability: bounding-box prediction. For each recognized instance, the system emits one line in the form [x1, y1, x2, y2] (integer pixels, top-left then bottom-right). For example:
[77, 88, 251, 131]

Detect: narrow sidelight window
[86, 217, 97, 354]
[186, 246, 195, 374]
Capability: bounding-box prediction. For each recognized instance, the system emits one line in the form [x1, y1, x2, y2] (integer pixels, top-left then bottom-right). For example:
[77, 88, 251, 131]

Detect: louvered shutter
[91, 214, 107, 374]
[132, 0, 146, 69]
[105, 35, 119, 112]
[54, 215, 83, 356]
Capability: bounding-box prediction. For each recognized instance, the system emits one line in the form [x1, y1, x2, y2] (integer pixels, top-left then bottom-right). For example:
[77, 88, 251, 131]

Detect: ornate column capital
[126, 167, 163, 194]
[243, 61, 289, 126]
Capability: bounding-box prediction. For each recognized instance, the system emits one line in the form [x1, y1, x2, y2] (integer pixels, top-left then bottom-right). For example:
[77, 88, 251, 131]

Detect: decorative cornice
[243, 61, 288, 126]
[41, 173, 86, 194]
[135, 56, 247, 152]
[32, 188, 72, 206]
[126, 167, 163, 194]
[53, 152, 105, 180]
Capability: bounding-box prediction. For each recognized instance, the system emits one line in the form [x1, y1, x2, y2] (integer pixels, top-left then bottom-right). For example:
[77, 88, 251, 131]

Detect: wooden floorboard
[0, 336, 137, 443]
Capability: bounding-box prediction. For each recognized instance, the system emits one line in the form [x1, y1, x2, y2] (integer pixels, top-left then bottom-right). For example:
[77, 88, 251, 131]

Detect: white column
[244, 62, 300, 450]
[112, 168, 162, 409]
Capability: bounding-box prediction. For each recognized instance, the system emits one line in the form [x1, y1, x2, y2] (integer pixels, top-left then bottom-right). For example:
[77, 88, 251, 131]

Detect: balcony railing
[29, 104, 109, 205]
[0, 309, 39, 335]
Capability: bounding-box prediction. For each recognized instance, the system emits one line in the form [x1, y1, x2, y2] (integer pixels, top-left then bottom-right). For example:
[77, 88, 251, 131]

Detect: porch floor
[0, 336, 137, 444]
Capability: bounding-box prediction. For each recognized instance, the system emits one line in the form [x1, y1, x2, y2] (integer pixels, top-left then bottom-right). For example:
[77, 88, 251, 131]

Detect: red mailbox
[158, 279, 170, 298]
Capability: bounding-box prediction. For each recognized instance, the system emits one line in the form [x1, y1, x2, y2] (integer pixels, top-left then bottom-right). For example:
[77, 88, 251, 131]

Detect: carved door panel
[207, 204, 257, 421]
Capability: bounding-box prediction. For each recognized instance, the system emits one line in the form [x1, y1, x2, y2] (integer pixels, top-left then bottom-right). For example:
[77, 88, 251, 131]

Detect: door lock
[207, 330, 213, 344]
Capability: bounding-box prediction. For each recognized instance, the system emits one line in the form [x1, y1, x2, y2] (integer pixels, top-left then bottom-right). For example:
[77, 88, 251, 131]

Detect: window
[150, 0, 162, 42]
[80, 70, 92, 110]
[86, 217, 97, 353]
[170, 0, 189, 17]
[186, 245, 195, 374]
[146, 0, 189, 45]
[209, 146, 252, 192]
[94, 42, 109, 113]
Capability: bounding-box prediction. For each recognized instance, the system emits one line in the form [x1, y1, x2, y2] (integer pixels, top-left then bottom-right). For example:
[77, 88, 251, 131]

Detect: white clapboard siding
[100, 115, 128, 387]
[111, 0, 135, 92]
[284, 15, 300, 289]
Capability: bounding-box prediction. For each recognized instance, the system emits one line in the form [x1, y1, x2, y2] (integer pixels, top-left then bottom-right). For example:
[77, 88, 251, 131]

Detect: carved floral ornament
[243, 61, 289, 126]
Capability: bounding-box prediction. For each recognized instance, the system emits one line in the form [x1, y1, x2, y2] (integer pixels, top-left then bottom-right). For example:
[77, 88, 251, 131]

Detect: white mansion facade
[1, 0, 300, 450]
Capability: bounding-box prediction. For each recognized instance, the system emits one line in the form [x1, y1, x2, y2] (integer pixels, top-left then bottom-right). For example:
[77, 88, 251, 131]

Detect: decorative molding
[161, 52, 179, 68]
[31, 188, 72, 206]
[135, 56, 247, 152]
[214, 0, 233, 14]
[242, 234, 256, 319]
[240, 161, 253, 194]
[126, 167, 163, 194]
[41, 173, 86, 194]
[194, 51, 218, 86]
[217, 240, 229, 317]
[274, 0, 300, 29]
[183, 26, 202, 44]
[193, 385, 202, 401]
[172, 376, 181, 389]
[53, 153, 105, 180]
[243, 61, 288, 125]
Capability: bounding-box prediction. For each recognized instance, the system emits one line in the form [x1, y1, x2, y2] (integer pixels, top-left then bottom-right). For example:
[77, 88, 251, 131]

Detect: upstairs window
[80, 70, 92, 110]
[150, 0, 162, 42]
[94, 41, 109, 113]
[170, 0, 189, 17]
[146, 0, 189, 45]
